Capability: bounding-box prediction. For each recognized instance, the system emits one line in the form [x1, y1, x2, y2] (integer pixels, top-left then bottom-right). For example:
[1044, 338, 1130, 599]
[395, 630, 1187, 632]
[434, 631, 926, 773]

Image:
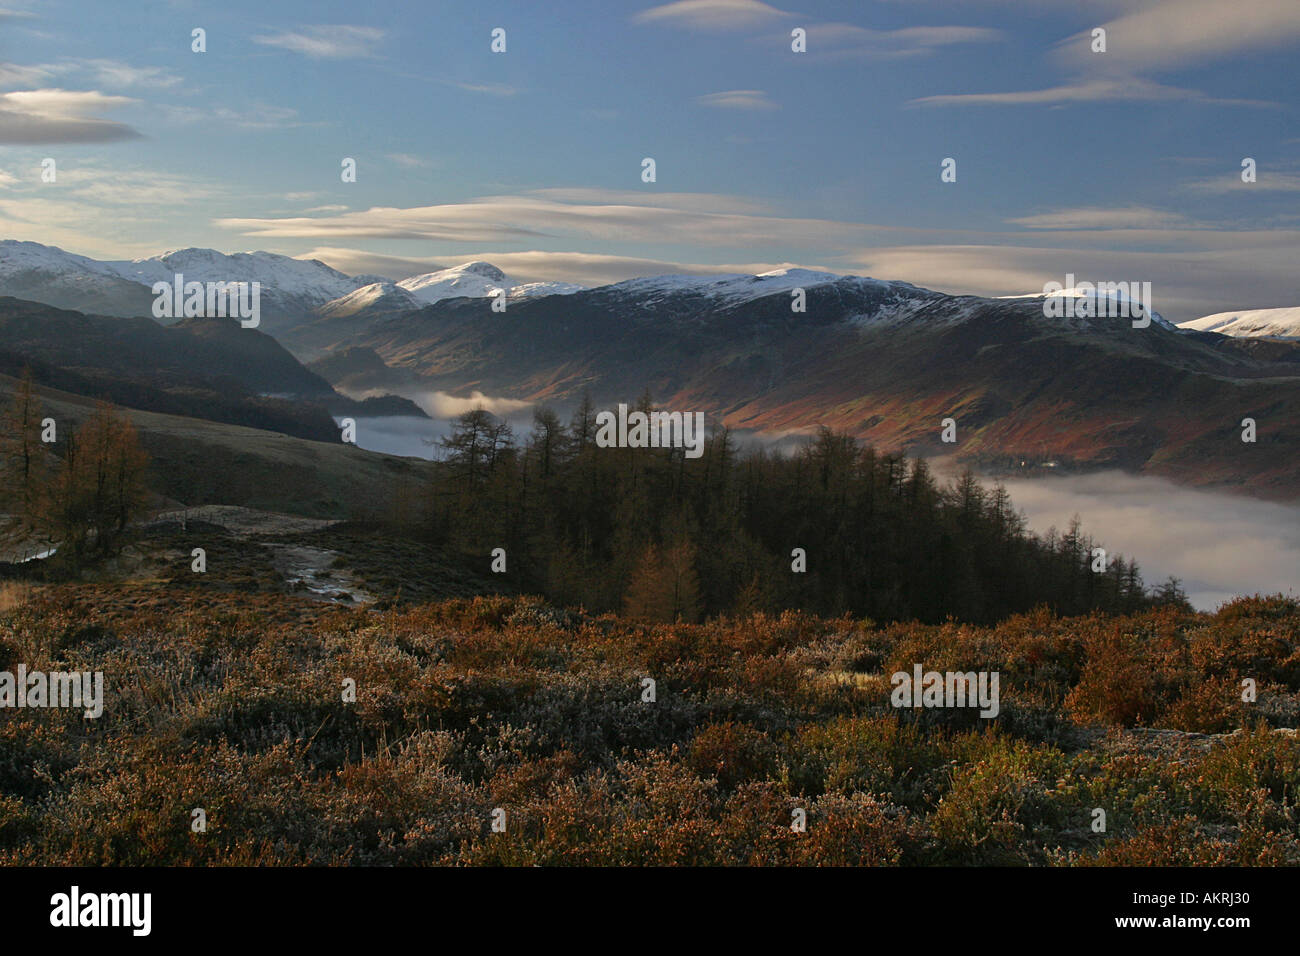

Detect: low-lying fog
[993, 470, 1300, 613]
[339, 402, 1299, 613]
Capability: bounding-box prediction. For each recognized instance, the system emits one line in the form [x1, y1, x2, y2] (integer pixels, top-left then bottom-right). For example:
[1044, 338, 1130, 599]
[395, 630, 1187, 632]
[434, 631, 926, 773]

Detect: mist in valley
[991, 470, 1300, 613]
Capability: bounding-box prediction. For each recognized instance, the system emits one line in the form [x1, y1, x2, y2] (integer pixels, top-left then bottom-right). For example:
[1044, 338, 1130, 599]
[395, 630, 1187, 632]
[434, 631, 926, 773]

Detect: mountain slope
[0, 240, 369, 331]
[349, 276, 1300, 497]
[0, 240, 158, 317]
[0, 296, 426, 438]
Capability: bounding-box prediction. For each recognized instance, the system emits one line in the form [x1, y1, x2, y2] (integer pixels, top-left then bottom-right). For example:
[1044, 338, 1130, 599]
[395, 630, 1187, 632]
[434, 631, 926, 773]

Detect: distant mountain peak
[449, 260, 507, 281]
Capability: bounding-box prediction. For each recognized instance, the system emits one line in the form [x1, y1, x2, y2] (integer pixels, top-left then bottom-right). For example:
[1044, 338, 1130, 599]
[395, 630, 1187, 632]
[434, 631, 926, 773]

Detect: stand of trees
[1, 371, 150, 564]
[417, 398, 1188, 624]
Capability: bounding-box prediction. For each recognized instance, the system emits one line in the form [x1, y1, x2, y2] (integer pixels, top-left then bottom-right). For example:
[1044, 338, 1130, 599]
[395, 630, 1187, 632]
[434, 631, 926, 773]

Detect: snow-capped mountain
[0, 239, 159, 317]
[394, 261, 584, 305]
[315, 280, 422, 319]
[397, 261, 510, 303]
[999, 286, 1176, 330]
[103, 248, 361, 304]
[1179, 307, 1300, 340]
[0, 241, 585, 334]
[0, 240, 370, 330]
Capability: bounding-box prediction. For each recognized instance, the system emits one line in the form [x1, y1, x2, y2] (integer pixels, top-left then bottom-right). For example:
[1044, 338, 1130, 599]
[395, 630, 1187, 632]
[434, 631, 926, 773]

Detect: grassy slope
[0, 373, 435, 519]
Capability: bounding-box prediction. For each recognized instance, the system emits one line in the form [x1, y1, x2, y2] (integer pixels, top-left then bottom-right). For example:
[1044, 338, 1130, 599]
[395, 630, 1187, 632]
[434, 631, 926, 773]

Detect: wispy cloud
[212, 102, 302, 129]
[452, 81, 518, 96]
[1055, 0, 1300, 73]
[911, 77, 1274, 108]
[788, 22, 1004, 59]
[1, 58, 184, 93]
[912, 0, 1296, 110]
[72, 59, 183, 89]
[1008, 206, 1193, 230]
[0, 162, 221, 256]
[387, 153, 434, 169]
[214, 189, 878, 247]
[528, 187, 769, 214]
[0, 88, 141, 143]
[695, 89, 777, 110]
[0, 62, 55, 85]
[252, 25, 384, 59]
[634, 0, 790, 31]
[1183, 171, 1300, 194]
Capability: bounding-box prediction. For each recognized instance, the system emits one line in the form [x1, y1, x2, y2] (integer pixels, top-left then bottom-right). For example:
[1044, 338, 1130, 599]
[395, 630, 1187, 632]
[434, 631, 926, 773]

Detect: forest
[415, 397, 1187, 625]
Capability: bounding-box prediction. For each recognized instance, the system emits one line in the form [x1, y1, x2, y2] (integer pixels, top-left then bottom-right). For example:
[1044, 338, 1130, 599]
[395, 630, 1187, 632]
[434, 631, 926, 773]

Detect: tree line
[415, 396, 1188, 624]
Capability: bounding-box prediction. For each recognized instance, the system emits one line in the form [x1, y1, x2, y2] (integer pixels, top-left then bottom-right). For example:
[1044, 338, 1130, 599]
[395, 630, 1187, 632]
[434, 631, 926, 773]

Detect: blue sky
[1, 0, 1298, 319]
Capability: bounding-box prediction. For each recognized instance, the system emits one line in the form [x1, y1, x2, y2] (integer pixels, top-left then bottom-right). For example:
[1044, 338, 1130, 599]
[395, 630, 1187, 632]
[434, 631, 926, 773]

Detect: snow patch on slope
[601, 268, 917, 306]
[1179, 307, 1300, 340]
[316, 281, 421, 318]
[1001, 286, 1175, 330]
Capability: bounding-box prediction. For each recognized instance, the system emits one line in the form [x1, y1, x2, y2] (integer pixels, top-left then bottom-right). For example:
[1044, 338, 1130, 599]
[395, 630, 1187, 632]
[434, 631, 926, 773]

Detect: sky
[1, 0, 1298, 321]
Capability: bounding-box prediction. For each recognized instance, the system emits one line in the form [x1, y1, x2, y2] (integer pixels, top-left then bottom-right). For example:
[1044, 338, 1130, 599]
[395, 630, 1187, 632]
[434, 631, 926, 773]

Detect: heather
[1, 589, 1295, 866]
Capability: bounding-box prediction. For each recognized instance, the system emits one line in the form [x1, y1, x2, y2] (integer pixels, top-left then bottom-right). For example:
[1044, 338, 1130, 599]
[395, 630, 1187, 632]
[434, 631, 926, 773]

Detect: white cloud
[634, 0, 790, 31]
[215, 190, 878, 247]
[527, 187, 769, 214]
[252, 25, 384, 59]
[1184, 172, 1300, 194]
[1056, 0, 1300, 73]
[74, 59, 183, 89]
[695, 89, 778, 110]
[791, 22, 1004, 58]
[0, 88, 141, 143]
[387, 153, 434, 168]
